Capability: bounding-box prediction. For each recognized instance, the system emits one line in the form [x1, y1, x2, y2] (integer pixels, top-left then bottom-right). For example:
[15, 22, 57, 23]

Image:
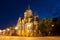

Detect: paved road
[0, 36, 60, 40]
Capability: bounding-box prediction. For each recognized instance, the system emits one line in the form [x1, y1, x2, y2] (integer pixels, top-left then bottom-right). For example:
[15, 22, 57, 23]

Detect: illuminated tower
[34, 12, 39, 21]
[24, 5, 33, 22]
[15, 17, 22, 36]
[33, 13, 39, 36]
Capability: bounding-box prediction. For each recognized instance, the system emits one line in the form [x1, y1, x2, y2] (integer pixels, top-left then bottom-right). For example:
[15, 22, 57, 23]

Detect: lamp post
[15, 26, 18, 30]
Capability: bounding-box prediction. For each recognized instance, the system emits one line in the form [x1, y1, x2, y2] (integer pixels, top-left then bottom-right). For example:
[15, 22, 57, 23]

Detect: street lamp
[15, 26, 18, 30]
[52, 24, 54, 27]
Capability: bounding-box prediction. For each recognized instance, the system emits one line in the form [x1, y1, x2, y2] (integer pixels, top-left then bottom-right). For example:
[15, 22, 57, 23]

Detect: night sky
[0, 0, 60, 29]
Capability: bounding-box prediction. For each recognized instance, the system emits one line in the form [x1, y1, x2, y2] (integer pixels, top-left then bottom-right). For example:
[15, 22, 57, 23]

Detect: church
[15, 5, 40, 36]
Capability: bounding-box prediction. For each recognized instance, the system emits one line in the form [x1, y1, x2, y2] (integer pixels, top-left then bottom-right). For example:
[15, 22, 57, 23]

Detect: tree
[39, 18, 52, 36]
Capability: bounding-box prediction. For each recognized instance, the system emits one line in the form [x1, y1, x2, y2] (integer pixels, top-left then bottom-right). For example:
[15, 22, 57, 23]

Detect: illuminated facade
[15, 5, 39, 36]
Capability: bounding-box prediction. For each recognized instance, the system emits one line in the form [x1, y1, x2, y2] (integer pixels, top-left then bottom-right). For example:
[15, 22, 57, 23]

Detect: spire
[34, 12, 37, 16]
[28, 4, 30, 9]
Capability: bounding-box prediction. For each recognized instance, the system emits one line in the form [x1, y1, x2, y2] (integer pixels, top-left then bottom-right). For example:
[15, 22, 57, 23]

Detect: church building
[15, 5, 40, 36]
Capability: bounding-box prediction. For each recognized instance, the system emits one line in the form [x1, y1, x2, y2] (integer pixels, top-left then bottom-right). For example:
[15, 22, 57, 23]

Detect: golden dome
[24, 5, 32, 18]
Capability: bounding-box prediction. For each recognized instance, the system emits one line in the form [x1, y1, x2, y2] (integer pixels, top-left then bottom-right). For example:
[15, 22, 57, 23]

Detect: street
[0, 36, 60, 40]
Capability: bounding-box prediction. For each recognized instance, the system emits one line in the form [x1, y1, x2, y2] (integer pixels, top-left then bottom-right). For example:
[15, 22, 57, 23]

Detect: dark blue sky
[0, 0, 60, 29]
